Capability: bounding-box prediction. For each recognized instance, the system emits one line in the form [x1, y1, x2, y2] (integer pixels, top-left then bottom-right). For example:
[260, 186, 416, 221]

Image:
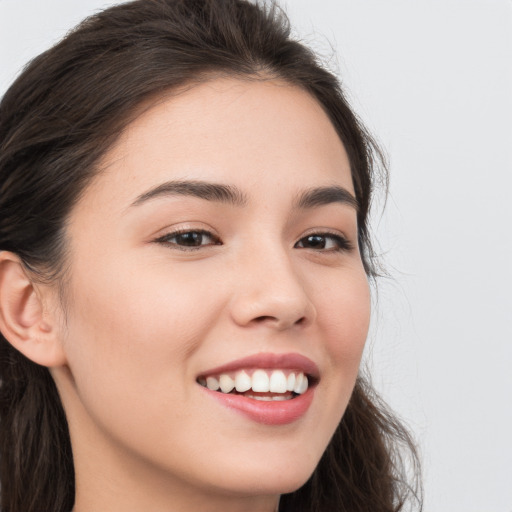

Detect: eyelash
[154, 229, 221, 251]
[294, 231, 353, 252]
[154, 229, 353, 253]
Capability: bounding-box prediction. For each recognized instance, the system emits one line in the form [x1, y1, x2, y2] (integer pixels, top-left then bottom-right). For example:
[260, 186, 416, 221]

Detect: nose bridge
[229, 237, 316, 329]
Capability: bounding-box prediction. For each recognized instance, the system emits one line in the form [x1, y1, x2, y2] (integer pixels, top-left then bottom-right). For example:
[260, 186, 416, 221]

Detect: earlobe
[0, 252, 67, 367]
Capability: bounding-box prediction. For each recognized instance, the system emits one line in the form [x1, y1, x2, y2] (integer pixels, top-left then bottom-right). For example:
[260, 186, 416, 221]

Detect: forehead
[83, 78, 353, 211]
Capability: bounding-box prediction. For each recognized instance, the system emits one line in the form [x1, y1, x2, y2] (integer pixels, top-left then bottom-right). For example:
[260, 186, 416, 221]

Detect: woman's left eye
[155, 230, 220, 250]
[294, 233, 352, 251]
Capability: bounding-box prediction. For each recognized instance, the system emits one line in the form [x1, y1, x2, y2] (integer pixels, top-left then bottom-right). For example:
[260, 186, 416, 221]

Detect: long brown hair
[0, 1, 422, 510]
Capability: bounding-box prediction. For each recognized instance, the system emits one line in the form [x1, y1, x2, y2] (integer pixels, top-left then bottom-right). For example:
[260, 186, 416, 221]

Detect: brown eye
[174, 232, 208, 247]
[299, 235, 328, 249]
[295, 233, 351, 251]
[156, 230, 220, 250]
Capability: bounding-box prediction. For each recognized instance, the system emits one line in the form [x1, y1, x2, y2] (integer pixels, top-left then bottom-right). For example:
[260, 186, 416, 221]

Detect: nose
[229, 245, 316, 330]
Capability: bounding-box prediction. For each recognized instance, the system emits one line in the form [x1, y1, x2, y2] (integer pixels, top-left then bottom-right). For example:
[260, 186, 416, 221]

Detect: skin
[44, 78, 372, 512]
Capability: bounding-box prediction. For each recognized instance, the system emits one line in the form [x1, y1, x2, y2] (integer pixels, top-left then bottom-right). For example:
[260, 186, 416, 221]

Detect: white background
[1, 1, 511, 511]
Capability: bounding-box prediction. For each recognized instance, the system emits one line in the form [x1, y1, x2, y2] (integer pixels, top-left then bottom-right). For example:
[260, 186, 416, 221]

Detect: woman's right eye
[154, 230, 221, 250]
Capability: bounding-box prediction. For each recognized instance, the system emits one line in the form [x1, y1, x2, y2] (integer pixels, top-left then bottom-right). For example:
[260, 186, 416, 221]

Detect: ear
[0, 251, 67, 367]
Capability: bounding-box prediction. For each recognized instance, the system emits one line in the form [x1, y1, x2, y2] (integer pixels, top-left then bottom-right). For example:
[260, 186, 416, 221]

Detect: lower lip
[201, 386, 315, 425]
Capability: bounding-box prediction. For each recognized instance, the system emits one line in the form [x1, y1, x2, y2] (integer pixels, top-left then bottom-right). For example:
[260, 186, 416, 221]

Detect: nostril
[253, 315, 306, 327]
[254, 315, 276, 323]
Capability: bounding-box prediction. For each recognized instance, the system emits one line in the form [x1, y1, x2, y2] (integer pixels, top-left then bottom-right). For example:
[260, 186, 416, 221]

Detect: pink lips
[198, 352, 319, 426]
[198, 352, 320, 379]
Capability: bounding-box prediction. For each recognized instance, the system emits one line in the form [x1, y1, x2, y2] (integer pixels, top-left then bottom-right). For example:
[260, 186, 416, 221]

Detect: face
[53, 78, 371, 506]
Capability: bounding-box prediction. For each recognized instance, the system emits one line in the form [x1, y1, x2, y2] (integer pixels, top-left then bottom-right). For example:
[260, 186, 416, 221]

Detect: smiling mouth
[197, 369, 311, 401]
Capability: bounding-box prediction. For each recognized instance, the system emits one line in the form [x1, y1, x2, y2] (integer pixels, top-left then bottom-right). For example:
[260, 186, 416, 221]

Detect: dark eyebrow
[293, 186, 359, 211]
[130, 180, 248, 207]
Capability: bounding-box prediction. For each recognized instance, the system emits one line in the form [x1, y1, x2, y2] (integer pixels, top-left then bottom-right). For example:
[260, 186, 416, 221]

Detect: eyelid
[153, 226, 221, 251]
[149, 221, 219, 241]
[294, 229, 354, 251]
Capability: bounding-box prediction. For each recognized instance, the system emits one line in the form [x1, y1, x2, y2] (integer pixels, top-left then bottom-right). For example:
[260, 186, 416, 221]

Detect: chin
[213, 473, 312, 499]
[201, 450, 320, 497]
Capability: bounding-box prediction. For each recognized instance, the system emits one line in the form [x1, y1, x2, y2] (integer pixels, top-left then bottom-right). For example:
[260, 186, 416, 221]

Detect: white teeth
[202, 370, 310, 395]
[299, 375, 308, 394]
[269, 370, 287, 393]
[206, 376, 219, 391]
[251, 369, 270, 392]
[293, 374, 308, 394]
[286, 373, 296, 392]
[219, 374, 235, 393]
[235, 371, 252, 392]
[293, 373, 303, 394]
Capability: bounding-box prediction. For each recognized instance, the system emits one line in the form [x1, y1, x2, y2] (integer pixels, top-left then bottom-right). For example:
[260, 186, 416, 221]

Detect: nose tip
[229, 261, 316, 330]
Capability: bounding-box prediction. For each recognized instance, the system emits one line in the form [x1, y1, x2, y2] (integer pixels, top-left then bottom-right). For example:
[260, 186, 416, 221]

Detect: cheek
[61, 260, 222, 410]
[59, 270, 222, 464]
[317, 269, 371, 376]
[293, 268, 370, 468]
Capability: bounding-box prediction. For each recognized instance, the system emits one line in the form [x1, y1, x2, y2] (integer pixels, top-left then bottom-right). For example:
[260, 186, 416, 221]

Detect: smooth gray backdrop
[1, 1, 511, 511]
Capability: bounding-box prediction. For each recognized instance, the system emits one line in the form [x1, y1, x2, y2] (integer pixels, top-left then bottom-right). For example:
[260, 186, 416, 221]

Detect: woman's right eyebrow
[129, 180, 248, 208]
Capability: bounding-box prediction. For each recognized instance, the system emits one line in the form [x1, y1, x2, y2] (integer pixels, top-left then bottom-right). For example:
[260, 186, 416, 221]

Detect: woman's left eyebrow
[293, 186, 359, 212]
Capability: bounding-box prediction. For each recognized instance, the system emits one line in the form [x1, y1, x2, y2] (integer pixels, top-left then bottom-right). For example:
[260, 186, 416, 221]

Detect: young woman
[0, 1, 421, 511]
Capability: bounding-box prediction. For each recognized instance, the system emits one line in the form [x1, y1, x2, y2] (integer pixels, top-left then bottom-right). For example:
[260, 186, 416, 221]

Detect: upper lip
[197, 352, 320, 380]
